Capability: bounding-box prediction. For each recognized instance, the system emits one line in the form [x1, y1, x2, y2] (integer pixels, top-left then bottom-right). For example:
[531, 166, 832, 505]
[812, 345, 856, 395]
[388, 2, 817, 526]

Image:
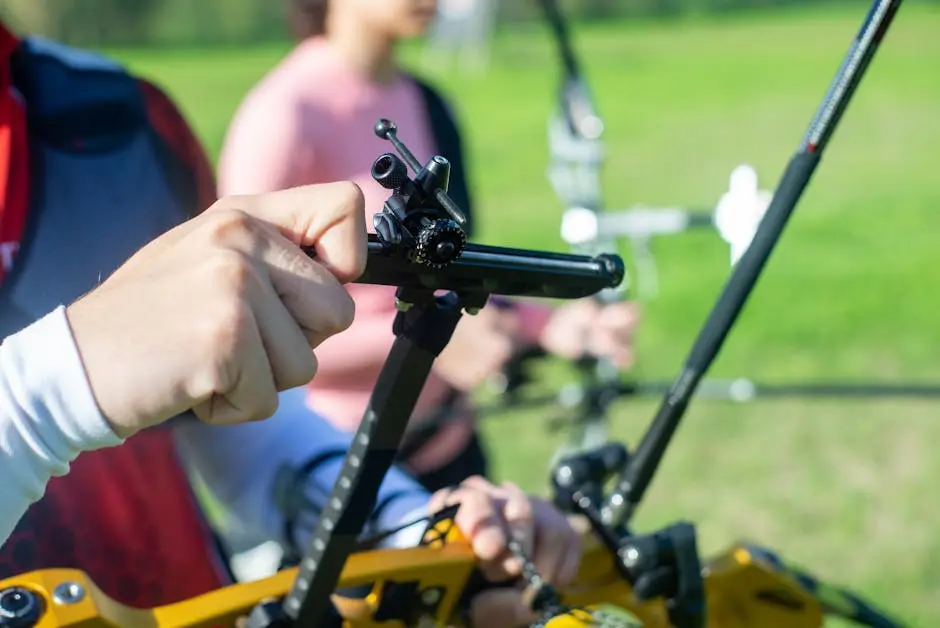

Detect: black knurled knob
[413, 219, 466, 269]
[371, 153, 408, 190]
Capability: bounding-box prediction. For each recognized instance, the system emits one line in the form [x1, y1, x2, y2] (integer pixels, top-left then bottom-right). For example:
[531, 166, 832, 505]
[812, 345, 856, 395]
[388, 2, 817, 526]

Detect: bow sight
[272, 120, 625, 628]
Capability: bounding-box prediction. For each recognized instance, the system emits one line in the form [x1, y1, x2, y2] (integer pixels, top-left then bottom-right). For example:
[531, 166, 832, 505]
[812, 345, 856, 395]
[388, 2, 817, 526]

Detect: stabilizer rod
[603, 0, 904, 529]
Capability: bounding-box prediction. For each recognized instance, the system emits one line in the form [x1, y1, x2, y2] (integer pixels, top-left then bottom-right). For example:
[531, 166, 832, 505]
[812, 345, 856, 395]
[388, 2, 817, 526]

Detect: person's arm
[0, 307, 123, 545]
[172, 386, 431, 550]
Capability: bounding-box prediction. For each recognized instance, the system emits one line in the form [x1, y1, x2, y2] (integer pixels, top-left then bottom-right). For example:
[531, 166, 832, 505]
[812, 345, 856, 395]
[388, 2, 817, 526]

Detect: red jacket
[0, 24, 227, 608]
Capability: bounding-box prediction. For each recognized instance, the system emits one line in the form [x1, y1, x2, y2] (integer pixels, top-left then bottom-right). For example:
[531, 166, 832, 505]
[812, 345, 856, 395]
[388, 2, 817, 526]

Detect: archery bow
[602, 0, 904, 529]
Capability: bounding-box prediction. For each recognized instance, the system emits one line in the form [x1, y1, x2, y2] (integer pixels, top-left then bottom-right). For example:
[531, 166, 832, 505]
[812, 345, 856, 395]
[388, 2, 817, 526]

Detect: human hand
[66, 182, 367, 438]
[427, 476, 583, 627]
[432, 306, 520, 391]
[539, 299, 639, 369]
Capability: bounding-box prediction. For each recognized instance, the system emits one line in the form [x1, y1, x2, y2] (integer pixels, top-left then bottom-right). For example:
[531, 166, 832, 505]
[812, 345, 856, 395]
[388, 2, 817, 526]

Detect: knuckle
[500, 480, 522, 494]
[252, 390, 280, 422]
[456, 490, 490, 526]
[475, 540, 504, 563]
[461, 475, 490, 491]
[209, 249, 256, 295]
[333, 180, 365, 214]
[282, 351, 319, 390]
[321, 290, 356, 336]
[334, 291, 357, 331]
[507, 498, 533, 524]
[201, 302, 252, 384]
[212, 288, 253, 337]
[300, 351, 319, 386]
[204, 207, 256, 243]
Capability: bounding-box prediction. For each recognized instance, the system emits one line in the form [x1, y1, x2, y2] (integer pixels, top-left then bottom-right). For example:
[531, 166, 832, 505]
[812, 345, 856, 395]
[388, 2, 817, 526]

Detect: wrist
[2, 306, 124, 456]
[65, 298, 136, 439]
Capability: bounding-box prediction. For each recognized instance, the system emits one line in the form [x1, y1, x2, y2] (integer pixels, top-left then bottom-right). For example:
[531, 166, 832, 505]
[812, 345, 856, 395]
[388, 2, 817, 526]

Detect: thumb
[470, 588, 538, 628]
[235, 182, 368, 284]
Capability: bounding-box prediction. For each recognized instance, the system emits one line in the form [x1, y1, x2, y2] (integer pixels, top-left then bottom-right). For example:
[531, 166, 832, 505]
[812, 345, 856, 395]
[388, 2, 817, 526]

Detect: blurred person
[218, 0, 640, 495]
[421, 0, 499, 75]
[0, 22, 584, 625]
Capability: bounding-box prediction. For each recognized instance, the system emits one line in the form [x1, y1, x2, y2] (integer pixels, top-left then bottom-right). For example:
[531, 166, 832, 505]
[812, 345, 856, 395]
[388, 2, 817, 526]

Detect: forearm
[173, 387, 430, 550]
[0, 307, 123, 545]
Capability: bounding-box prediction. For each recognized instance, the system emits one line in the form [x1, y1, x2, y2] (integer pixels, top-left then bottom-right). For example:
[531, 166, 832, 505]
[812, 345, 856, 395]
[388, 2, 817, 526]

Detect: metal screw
[0, 587, 38, 619]
[52, 582, 85, 605]
[619, 546, 641, 569]
[420, 588, 441, 606]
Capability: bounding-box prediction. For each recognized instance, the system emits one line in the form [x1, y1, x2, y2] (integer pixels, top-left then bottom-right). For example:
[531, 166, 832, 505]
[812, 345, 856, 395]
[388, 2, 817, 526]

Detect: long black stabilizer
[603, 0, 904, 529]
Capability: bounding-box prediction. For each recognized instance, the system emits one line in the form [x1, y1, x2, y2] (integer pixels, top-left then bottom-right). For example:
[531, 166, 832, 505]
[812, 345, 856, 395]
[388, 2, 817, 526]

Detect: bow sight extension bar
[602, 0, 905, 529]
[263, 120, 624, 628]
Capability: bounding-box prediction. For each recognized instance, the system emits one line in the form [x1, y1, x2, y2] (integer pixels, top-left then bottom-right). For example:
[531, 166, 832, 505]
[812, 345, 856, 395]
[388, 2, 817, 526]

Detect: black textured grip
[372, 153, 409, 190]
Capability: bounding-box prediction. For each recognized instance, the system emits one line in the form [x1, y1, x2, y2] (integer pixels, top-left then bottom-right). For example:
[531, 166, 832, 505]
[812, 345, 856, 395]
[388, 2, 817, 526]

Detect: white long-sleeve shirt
[0, 306, 122, 543]
[0, 306, 430, 552]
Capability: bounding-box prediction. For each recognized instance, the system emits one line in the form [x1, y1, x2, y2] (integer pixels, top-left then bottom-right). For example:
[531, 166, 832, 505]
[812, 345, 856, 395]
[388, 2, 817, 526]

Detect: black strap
[395, 388, 463, 463]
[413, 76, 475, 238]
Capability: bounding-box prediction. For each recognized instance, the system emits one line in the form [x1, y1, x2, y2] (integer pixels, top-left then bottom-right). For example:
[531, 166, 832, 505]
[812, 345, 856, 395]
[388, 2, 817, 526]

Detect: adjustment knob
[413, 219, 466, 269]
[372, 153, 408, 190]
[374, 118, 397, 139]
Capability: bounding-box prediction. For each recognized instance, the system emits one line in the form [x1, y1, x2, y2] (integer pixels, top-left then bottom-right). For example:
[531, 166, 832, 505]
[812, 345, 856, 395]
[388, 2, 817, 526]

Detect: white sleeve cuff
[0, 306, 123, 505]
[379, 506, 430, 549]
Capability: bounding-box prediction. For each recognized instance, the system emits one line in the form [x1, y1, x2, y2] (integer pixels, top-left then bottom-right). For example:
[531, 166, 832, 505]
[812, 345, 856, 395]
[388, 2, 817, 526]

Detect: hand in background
[433, 306, 522, 391]
[539, 299, 639, 369]
[427, 476, 583, 627]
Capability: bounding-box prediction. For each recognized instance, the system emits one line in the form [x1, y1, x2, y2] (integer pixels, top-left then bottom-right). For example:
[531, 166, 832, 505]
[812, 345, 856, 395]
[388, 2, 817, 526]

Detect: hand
[427, 476, 583, 627]
[539, 299, 639, 369]
[66, 182, 367, 438]
[432, 306, 520, 391]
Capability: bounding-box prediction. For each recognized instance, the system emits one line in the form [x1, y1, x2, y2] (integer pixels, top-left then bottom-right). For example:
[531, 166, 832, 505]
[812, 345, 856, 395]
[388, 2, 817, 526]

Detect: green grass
[109, 5, 940, 625]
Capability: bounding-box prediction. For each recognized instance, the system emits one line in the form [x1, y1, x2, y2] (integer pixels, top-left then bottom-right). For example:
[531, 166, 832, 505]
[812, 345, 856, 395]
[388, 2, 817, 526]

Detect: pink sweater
[218, 38, 552, 474]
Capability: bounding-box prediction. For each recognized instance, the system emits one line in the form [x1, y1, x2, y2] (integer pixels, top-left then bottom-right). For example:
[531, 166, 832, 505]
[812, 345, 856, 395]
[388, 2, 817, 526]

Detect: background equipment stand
[538, 0, 626, 462]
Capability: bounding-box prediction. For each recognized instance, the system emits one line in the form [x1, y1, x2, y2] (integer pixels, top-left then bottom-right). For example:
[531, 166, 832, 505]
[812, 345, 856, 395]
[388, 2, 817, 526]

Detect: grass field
[110, 4, 940, 624]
